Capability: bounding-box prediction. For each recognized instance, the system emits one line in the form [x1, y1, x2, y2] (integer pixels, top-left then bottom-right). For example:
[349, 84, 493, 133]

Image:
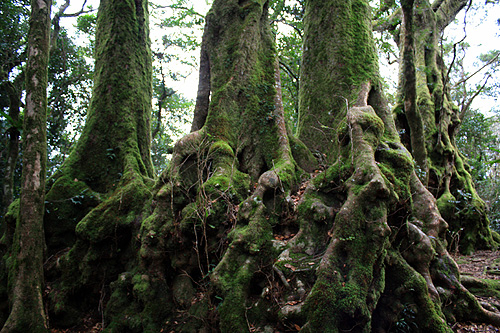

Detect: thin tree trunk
[1, 0, 51, 330]
[400, 0, 429, 183]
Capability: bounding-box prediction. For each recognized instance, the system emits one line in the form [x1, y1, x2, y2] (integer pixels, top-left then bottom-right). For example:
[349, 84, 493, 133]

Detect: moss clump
[372, 250, 451, 332]
[105, 271, 174, 332]
[44, 175, 102, 252]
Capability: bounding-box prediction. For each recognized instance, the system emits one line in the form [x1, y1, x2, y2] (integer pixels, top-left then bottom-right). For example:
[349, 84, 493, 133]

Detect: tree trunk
[395, 0, 499, 254]
[48, 0, 154, 193]
[43, 0, 154, 254]
[297, 0, 379, 162]
[105, 0, 302, 330]
[1, 0, 51, 330]
[41, 0, 155, 325]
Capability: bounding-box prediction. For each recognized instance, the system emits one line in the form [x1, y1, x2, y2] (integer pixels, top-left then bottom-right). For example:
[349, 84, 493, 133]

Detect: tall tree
[1, 0, 51, 330]
[393, 0, 499, 253]
[43, 0, 154, 253]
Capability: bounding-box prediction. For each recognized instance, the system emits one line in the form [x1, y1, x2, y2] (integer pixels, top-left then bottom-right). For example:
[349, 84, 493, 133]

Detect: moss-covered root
[430, 246, 500, 327]
[397, 171, 449, 298]
[302, 103, 392, 332]
[372, 250, 451, 332]
[210, 205, 272, 332]
[211, 157, 296, 332]
[46, 160, 154, 327]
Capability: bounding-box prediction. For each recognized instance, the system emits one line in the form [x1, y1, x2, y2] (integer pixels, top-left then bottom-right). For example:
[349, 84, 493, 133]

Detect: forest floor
[452, 250, 500, 332]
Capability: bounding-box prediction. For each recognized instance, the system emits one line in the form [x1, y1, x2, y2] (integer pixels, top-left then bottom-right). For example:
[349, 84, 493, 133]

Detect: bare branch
[50, 0, 95, 49]
[459, 74, 491, 120]
[278, 60, 299, 87]
[453, 51, 500, 87]
[271, 18, 303, 38]
[150, 4, 204, 18]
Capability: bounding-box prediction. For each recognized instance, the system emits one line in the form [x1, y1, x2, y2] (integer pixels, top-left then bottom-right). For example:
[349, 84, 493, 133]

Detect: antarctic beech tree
[3, 0, 500, 331]
[1, 0, 51, 330]
[42, 0, 154, 253]
[393, 0, 499, 253]
[39, 0, 155, 325]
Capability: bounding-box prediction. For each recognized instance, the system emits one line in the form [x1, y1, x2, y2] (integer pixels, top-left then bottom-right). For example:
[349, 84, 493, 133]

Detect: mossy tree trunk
[104, 0, 305, 330]
[15, 0, 500, 331]
[39, 0, 155, 326]
[297, 0, 379, 162]
[43, 0, 154, 253]
[1, 0, 51, 331]
[395, 0, 499, 254]
[47, 0, 153, 194]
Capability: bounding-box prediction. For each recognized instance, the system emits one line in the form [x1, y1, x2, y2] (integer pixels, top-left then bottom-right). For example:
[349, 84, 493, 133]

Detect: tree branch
[435, 0, 470, 31]
[50, 0, 95, 49]
[459, 74, 490, 121]
[278, 60, 299, 88]
[372, 9, 402, 32]
[453, 51, 500, 87]
[271, 18, 303, 38]
[150, 4, 204, 18]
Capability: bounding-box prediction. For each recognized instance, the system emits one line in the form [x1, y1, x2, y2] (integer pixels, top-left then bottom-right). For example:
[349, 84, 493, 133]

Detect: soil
[452, 250, 500, 332]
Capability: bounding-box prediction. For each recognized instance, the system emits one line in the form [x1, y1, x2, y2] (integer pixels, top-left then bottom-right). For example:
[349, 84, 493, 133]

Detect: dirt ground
[452, 250, 500, 332]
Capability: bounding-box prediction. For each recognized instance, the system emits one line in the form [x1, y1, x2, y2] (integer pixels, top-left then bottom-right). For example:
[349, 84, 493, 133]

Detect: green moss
[436, 191, 456, 221]
[105, 271, 173, 332]
[52, 0, 154, 193]
[376, 250, 451, 332]
[298, 0, 380, 157]
[461, 277, 500, 298]
[44, 175, 102, 252]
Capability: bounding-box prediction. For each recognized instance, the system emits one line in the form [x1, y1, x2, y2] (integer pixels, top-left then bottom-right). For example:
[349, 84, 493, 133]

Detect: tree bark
[43, 0, 154, 254]
[297, 0, 379, 161]
[190, 37, 210, 132]
[40, 0, 155, 325]
[1, 0, 51, 330]
[400, 0, 429, 183]
[48, 0, 154, 194]
[394, 0, 498, 253]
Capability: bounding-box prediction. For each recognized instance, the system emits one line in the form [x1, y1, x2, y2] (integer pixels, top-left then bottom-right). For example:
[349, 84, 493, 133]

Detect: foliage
[0, 0, 29, 80]
[151, 86, 193, 172]
[456, 110, 499, 180]
[147, 0, 207, 171]
[151, 0, 206, 75]
[75, 13, 97, 58]
[457, 110, 500, 230]
[270, 0, 304, 134]
[0, 0, 29, 216]
[46, 29, 94, 175]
